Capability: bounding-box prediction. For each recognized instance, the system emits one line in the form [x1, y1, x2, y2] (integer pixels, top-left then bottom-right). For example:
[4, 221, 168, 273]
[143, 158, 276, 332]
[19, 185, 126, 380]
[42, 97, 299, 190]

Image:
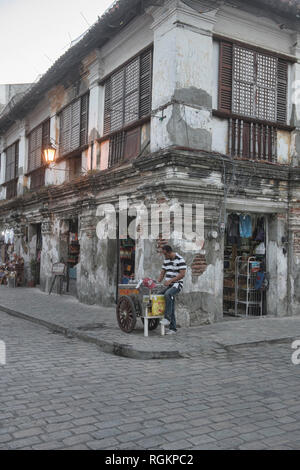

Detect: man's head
[162, 245, 174, 259]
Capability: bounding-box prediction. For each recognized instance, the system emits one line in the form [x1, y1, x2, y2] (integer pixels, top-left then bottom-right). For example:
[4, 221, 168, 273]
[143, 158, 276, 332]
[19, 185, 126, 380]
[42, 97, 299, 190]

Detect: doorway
[223, 213, 267, 317]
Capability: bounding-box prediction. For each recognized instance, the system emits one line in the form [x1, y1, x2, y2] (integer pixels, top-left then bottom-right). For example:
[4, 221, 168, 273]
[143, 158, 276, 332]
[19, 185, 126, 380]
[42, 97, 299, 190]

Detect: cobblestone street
[1, 311, 300, 450]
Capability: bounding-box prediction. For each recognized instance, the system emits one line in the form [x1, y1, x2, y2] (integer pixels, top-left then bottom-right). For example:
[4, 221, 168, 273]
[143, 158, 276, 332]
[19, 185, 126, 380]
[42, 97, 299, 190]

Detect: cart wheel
[116, 296, 137, 333]
[141, 318, 160, 331]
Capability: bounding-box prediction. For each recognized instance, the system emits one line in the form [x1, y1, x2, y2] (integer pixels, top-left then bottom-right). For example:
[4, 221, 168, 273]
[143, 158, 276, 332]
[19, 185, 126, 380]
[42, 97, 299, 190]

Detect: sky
[0, 0, 114, 84]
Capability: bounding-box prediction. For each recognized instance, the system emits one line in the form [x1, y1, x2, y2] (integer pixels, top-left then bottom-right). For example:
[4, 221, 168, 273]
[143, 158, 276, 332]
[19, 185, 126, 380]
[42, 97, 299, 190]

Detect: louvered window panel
[103, 48, 152, 135]
[80, 93, 89, 146]
[103, 81, 111, 135]
[60, 94, 89, 156]
[28, 124, 44, 172]
[70, 99, 81, 151]
[111, 69, 125, 132]
[5, 141, 19, 183]
[277, 59, 288, 123]
[218, 42, 233, 113]
[140, 49, 152, 118]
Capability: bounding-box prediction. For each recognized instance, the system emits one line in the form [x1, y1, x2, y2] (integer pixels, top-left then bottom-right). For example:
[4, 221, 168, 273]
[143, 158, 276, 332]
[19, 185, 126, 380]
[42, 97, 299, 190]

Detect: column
[150, 0, 217, 152]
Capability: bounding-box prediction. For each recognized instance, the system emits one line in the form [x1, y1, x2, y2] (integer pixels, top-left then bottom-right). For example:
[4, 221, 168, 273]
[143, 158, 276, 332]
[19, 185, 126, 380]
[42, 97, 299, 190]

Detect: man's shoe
[166, 329, 176, 335]
[160, 318, 170, 326]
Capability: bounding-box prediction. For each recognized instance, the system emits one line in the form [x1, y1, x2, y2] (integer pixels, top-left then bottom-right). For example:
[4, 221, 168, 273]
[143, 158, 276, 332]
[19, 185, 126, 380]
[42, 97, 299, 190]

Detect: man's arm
[157, 269, 166, 283]
[164, 269, 186, 286]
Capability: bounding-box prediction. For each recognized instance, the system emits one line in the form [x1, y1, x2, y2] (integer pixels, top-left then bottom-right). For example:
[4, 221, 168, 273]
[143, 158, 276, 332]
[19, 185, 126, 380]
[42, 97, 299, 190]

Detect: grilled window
[103, 49, 152, 135]
[28, 120, 50, 172]
[59, 93, 89, 156]
[5, 141, 19, 183]
[218, 42, 288, 124]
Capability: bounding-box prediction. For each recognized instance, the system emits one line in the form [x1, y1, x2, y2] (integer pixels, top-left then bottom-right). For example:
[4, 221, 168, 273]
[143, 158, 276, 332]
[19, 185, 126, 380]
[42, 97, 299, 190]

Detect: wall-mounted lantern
[43, 143, 56, 165]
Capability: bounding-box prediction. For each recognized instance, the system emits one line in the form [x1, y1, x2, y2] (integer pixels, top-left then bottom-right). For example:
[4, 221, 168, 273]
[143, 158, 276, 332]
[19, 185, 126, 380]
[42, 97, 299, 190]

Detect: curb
[0, 305, 182, 360]
[221, 336, 297, 350]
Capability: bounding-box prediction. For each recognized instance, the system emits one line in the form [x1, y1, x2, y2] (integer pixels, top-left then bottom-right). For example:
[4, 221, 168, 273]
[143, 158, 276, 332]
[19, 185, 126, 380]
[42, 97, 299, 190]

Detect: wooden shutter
[5, 146, 13, 182]
[70, 99, 81, 152]
[103, 80, 111, 135]
[14, 142, 19, 178]
[277, 59, 288, 124]
[139, 49, 152, 118]
[111, 69, 125, 132]
[124, 127, 141, 161]
[29, 125, 43, 172]
[42, 120, 50, 151]
[60, 105, 72, 155]
[124, 57, 139, 125]
[5, 142, 18, 182]
[218, 41, 233, 113]
[80, 94, 89, 146]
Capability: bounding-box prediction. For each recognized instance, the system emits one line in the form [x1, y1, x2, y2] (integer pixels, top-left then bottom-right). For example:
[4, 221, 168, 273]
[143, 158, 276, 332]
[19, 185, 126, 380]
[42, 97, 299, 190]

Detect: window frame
[102, 47, 153, 137]
[58, 92, 89, 158]
[5, 140, 19, 183]
[27, 118, 50, 174]
[215, 36, 291, 127]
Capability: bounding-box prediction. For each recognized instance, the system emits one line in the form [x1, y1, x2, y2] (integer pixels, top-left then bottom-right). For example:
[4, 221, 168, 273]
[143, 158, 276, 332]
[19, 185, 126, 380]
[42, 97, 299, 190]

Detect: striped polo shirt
[162, 253, 187, 291]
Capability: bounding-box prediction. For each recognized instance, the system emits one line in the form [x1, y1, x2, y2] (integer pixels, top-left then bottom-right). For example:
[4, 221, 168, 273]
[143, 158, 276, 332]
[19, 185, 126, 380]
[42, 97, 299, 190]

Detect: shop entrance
[66, 218, 80, 296]
[118, 215, 136, 285]
[223, 213, 267, 317]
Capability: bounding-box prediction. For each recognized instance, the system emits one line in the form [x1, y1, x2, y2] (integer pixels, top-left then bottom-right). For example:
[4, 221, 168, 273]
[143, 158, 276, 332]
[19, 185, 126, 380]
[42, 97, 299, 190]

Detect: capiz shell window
[218, 41, 288, 124]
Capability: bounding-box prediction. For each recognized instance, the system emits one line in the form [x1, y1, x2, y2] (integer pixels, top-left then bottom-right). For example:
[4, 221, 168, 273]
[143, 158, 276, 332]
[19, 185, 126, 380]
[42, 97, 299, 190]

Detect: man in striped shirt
[157, 245, 187, 335]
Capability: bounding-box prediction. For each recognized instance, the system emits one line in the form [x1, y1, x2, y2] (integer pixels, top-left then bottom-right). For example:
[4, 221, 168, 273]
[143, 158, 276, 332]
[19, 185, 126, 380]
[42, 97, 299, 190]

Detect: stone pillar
[150, 0, 217, 152]
[17, 125, 27, 196]
[40, 213, 55, 293]
[290, 34, 300, 167]
[288, 170, 300, 315]
[267, 213, 288, 316]
[78, 201, 117, 306]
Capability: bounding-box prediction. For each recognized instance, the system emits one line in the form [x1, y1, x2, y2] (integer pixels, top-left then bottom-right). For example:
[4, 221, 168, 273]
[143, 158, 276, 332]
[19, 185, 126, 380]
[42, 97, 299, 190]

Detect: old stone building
[0, 0, 300, 325]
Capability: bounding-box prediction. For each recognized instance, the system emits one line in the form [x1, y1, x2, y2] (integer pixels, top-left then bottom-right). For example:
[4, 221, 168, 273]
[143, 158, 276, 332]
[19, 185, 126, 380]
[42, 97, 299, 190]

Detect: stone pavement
[0, 286, 300, 359]
[1, 312, 300, 450]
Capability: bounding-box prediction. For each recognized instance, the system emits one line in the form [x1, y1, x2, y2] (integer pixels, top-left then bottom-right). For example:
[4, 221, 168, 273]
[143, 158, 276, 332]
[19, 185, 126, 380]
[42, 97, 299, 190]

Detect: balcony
[213, 110, 295, 163]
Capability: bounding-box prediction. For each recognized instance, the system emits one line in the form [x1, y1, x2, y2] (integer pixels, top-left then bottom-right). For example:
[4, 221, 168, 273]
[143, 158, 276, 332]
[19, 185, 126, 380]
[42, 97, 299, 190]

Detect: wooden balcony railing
[6, 179, 18, 199]
[30, 167, 45, 191]
[228, 118, 278, 162]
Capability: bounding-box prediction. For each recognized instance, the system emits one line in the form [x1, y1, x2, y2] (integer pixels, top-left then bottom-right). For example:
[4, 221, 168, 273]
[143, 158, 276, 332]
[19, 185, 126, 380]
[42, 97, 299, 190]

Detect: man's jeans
[163, 286, 181, 331]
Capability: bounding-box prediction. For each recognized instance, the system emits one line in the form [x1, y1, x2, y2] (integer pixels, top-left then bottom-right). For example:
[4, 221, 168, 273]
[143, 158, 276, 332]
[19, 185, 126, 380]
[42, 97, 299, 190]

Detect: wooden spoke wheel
[116, 296, 137, 333]
[141, 318, 160, 331]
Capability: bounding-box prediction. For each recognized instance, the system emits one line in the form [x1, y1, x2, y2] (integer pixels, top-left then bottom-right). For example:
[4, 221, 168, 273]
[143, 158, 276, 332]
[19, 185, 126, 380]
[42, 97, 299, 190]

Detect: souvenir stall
[223, 213, 268, 316]
[119, 238, 136, 284]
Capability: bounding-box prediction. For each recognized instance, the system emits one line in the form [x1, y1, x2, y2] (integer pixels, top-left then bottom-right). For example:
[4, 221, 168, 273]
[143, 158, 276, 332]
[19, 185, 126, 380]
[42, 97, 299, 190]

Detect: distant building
[0, 83, 32, 115]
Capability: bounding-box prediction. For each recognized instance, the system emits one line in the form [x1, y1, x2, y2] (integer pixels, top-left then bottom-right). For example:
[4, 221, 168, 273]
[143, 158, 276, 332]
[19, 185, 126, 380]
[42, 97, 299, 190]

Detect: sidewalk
[0, 286, 300, 359]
